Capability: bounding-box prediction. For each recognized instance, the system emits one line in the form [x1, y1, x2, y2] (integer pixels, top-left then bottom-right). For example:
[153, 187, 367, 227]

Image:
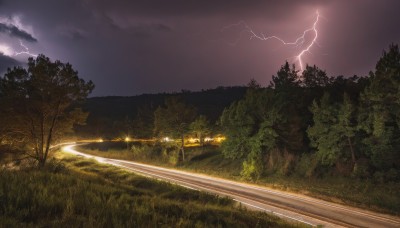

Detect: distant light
[204, 137, 213, 142]
[125, 137, 130, 142]
[215, 136, 226, 143]
[98, 138, 104, 142]
[188, 137, 199, 143]
[162, 137, 171, 142]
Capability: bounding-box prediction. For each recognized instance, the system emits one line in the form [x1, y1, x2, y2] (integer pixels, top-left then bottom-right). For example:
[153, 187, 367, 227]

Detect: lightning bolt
[223, 10, 320, 72]
[14, 40, 38, 58]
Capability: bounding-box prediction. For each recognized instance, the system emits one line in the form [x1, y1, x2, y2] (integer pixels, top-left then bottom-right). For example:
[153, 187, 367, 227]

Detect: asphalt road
[63, 144, 400, 228]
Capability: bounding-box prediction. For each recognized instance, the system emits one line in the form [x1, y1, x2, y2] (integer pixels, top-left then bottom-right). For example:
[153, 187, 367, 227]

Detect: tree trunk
[181, 134, 185, 161]
[38, 157, 46, 168]
[199, 133, 204, 153]
[42, 100, 62, 167]
[40, 113, 45, 164]
[347, 137, 356, 163]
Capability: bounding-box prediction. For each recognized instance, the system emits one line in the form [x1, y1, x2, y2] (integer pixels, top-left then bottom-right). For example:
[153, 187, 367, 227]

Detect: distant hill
[76, 86, 247, 138]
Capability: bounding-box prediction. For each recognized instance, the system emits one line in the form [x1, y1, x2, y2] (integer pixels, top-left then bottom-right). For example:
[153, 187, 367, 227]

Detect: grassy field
[76, 142, 400, 215]
[0, 152, 302, 228]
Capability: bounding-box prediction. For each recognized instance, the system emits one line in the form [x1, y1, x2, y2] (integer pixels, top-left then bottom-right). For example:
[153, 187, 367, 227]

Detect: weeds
[0, 152, 301, 227]
[76, 142, 400, 215]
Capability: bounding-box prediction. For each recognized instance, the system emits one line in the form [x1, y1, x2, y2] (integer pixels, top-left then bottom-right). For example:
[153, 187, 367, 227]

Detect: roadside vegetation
[0, 152, 301, 228]
[77, 142, 400, 215]
[74, 45, 400, 192]
[71, 44, 400, 216]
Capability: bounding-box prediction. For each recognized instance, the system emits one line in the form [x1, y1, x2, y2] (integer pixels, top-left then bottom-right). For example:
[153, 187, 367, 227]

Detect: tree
[190, 115, 211, 147]
[301, 64, 330, 88]
[154, 97, 197, 161]
[219, 90, 260, 159]
[337, 94, 357, 164]
[270, 62, 306, 154]
[220, 86, 280, 178]
[269, 61, 300, 91]
[358, 44, 400, 170]
[132, 103, 155, 139]
[0, 54, 94, 167]
[307, 93, 341, 165]
[308, 93, 359, 167]
[112, 116, 133, 140]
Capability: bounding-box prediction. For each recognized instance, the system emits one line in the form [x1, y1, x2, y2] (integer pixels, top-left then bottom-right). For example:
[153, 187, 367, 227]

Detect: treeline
[220, 44, 400, 181]
[75, 86, 247, 139]
[77, 44, 400, 181]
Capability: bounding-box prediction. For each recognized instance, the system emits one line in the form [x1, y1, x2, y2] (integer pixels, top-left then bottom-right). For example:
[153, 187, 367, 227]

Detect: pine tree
[359, 44, 400, 170]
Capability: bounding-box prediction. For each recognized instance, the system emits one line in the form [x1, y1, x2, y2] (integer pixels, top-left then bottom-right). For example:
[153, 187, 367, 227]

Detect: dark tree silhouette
[0, 54, 94, 167]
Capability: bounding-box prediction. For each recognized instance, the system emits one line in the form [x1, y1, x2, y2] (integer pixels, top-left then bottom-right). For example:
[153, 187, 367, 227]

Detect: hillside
[75, 86, 247, 138]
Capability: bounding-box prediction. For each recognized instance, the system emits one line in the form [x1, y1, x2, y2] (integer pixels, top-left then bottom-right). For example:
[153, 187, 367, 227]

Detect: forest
[77, 44, 400, 182]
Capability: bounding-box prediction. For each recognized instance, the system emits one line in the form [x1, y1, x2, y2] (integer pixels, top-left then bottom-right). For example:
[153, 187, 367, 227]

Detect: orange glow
[188, 137, 199, 143]
[214, 136, 226, 143]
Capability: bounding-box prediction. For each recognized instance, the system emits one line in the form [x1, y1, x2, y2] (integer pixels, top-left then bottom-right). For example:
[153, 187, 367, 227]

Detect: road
[63, 144, 400, 227]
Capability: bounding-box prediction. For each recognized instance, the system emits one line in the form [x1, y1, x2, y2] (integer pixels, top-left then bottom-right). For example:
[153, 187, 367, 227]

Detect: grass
[76, 142, 400, 216]
[0, 152, 302, 228]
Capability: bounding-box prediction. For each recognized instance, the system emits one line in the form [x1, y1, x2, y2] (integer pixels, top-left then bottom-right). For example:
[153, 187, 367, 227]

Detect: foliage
[301, 64, 330, 88]
[0, 55, 94, 166]
[131, 104, 156, 138]
[220, 63, 306, 178]
[75, 86, 247, 138]
[80, 142, 400, 214]
[270, 61, 300, 90]
[0, 154, 297, 227]
[190, 115, 212, 146]
[154, 96, 197, 161]
[307, 93, 358, 167]
[218, 44, 400, 181]
[358, 44, 400, 171]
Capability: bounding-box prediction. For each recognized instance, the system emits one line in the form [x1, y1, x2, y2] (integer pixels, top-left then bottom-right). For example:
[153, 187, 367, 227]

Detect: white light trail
[223, 10, 321, 72]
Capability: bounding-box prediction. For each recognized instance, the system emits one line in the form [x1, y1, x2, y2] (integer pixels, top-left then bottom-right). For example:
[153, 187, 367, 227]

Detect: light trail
[61, 143, 400, 228]
[223, 10, 321, 72]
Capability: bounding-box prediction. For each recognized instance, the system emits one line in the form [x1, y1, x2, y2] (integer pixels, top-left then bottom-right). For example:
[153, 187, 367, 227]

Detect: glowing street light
[125, 136, 130, 151]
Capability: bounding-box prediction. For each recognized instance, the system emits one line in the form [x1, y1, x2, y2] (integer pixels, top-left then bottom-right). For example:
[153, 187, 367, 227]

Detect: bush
[352, 159, 370, 178]
[373, 171, 385, 183]
[386, 168, 399, 182]
[295, 153, 318, 177]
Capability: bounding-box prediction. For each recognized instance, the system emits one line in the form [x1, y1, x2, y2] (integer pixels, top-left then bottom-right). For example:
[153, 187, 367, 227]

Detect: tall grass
[0, 153, 301, 227]
[76, 142, 400, 215]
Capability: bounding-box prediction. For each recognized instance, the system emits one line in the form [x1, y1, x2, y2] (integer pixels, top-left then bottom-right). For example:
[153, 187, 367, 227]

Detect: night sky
[0, 0, 399, 96]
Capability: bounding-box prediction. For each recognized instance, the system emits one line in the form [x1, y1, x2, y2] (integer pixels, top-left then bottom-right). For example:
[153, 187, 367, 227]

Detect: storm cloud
[0, 0, 399, 96]
[0, 53, 20, 73]
[0, 22, 37, 42]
